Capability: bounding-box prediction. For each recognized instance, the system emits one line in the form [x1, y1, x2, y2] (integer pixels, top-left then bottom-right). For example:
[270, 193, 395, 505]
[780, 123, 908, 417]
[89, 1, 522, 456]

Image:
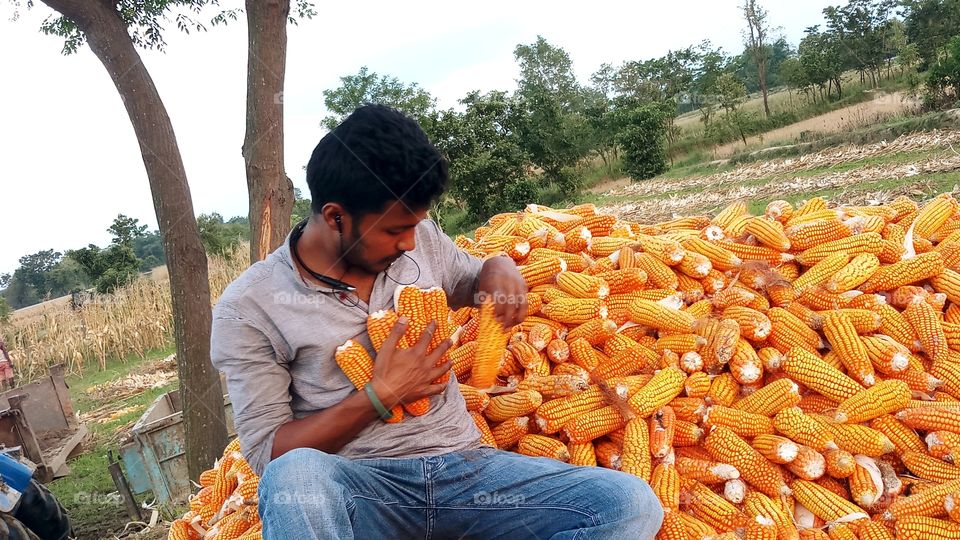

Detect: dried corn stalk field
[2, 244, 248, 382]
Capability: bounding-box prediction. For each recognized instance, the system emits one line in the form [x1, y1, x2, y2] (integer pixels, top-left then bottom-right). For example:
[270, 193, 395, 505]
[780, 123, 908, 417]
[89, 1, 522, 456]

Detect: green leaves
[321, 67, 435, 130]
[612, 99, 669, 181]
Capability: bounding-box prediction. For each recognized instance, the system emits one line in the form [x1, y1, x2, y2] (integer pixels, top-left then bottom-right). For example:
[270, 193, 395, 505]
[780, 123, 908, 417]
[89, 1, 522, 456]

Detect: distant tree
[197, 213, 249, 256]
[927, 35, 960, 105]
[610, 46, 701, 164]
[67, 243, 140, 294]
[732, 37, 792, 93]
[582, 83, 619, 177]
[17, 249, 62, 299]
[133, 230, 166, 270]
[514, 36, 591, 196]
[742, 0, 773, 117]
[108, 214, 149, 246]
[714, 73, 750, 145]
[0, 297, 11, 324]
[778, 57, 809, 104]
[2, 273, 39, 310]
[321, 67, 436, 130]
[823, 0, 897, 87]
[799, 26, 845, 101]
[612, 99, 670, 181]
[898, 42, 921, 75]
[692, 44, 733, 127]
[430, 91, 530, 217]
[290, 188, 312, 226]
[45, 258, 90, 297]
[903, 0, 960, 69]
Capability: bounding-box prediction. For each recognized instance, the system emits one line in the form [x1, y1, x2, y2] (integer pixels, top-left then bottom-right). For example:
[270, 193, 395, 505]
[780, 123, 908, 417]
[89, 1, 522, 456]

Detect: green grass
[47, 343, 185, 539]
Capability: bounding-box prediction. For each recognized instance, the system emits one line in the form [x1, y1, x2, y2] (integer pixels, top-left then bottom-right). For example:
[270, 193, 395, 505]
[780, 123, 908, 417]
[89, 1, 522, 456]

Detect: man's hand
[476, 255, 528, 329]
[370, 318, 453, 409]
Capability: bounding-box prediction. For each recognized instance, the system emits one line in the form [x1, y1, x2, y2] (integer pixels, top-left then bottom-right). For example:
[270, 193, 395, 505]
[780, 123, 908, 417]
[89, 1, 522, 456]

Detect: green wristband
[364, 382, 394, 420]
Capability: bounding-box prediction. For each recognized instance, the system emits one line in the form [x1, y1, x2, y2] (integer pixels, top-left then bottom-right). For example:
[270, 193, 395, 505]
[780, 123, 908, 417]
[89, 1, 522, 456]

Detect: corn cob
[485, 390, 542, 423]
[902, 451, 960, 482]
[628, 299, 695, 333]
[894, 516, 960, 540]
[627, 366, 687, 417]
[459, 384, 491, 412]
[705, 372, 739, 407]
[705, 426, 791, 497]
[782, 348, 864, 402]
[796, 232, 884, 266]
[791, 479, 868, 524]
[649, 406, 676, 459]
[723, 306, 771, 341]
[820, 420, 895, 457]
[704, 405, 774, 438]
[620, 417, 651, 481]
[752, 434, 799, 464]
[517, 434, 570, 461]
[335, 340, 404, 423]
[786, 445, 826, 481]
[768, 308, 822, 353]
[534, 386, 607, 434]
[897, 406, 960, 432]
[732, 378, 801, 416]
[833, 380, 911, 423]
[773, 407, 838, 452]
[490, 416, 530, 449]
[860, 251, 945, 293]
[469, 300, 511, 389]
[684, 479, 749, 531]
[794, 252, 850, 293]
[905, 300, 950, 364]
[786, 218, 850, 251]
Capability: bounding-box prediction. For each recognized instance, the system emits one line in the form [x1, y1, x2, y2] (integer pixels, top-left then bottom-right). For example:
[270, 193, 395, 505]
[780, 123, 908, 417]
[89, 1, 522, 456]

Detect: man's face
[341, 201, 427, 274]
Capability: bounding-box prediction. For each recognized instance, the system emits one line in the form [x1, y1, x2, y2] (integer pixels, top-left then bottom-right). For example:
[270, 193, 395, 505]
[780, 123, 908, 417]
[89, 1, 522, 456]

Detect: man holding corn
[212, 105, 662, 539]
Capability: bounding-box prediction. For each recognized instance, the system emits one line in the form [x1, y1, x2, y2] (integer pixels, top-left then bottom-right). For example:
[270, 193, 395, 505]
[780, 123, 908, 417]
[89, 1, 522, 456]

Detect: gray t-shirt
[210, 219, 484, 476]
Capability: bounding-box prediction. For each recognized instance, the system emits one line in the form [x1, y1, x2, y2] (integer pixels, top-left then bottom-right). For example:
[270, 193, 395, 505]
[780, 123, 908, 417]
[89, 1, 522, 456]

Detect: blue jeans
[258, 446, 663, 539]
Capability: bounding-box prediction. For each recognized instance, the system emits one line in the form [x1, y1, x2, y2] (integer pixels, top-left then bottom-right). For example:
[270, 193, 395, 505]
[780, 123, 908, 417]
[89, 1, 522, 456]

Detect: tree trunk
[828, 79, 834, 100]
[835, 78, 843, 99]
[39, 0, 228, 481]
[758, 62, 770, 118]
[244, 0, 295, 263]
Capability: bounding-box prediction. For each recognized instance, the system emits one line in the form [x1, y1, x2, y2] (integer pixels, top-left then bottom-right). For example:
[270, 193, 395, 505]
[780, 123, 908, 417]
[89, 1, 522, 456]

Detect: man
[211, 105, 663, 539]
[0, 339, 15, 390]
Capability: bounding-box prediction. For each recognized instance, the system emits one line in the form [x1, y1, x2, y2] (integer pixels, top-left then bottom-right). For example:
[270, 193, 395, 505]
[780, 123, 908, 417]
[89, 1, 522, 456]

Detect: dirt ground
[709, 91, 920, 158]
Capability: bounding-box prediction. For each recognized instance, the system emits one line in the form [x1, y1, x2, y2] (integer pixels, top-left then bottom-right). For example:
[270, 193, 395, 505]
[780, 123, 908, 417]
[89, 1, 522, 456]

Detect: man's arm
[272, 318, 452, 459]
[213, 305, 452, 473]
[427, 220, 528, 327]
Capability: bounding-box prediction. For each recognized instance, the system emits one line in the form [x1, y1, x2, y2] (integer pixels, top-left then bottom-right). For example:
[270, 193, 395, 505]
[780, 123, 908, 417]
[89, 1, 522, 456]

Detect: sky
[0, 0, 839, 276]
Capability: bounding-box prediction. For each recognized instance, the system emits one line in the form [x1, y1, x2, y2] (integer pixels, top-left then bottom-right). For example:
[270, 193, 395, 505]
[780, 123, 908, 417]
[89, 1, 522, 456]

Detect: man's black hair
[306, 104, 448, 217]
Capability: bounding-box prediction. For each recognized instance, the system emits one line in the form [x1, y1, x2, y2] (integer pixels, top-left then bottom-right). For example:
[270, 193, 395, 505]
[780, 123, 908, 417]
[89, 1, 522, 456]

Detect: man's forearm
[270, 381, 397, 460]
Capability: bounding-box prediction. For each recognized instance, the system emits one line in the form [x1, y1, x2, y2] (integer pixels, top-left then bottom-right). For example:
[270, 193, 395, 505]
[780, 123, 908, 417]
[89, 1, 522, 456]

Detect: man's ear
[319, 203, 346, 232]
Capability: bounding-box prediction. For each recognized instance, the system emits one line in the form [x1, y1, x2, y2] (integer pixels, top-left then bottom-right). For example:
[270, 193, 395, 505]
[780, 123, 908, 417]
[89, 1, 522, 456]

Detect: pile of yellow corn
[444, 194, 960, 540]
[168, 439, 262, 540]
[174, 192, 960, 539]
